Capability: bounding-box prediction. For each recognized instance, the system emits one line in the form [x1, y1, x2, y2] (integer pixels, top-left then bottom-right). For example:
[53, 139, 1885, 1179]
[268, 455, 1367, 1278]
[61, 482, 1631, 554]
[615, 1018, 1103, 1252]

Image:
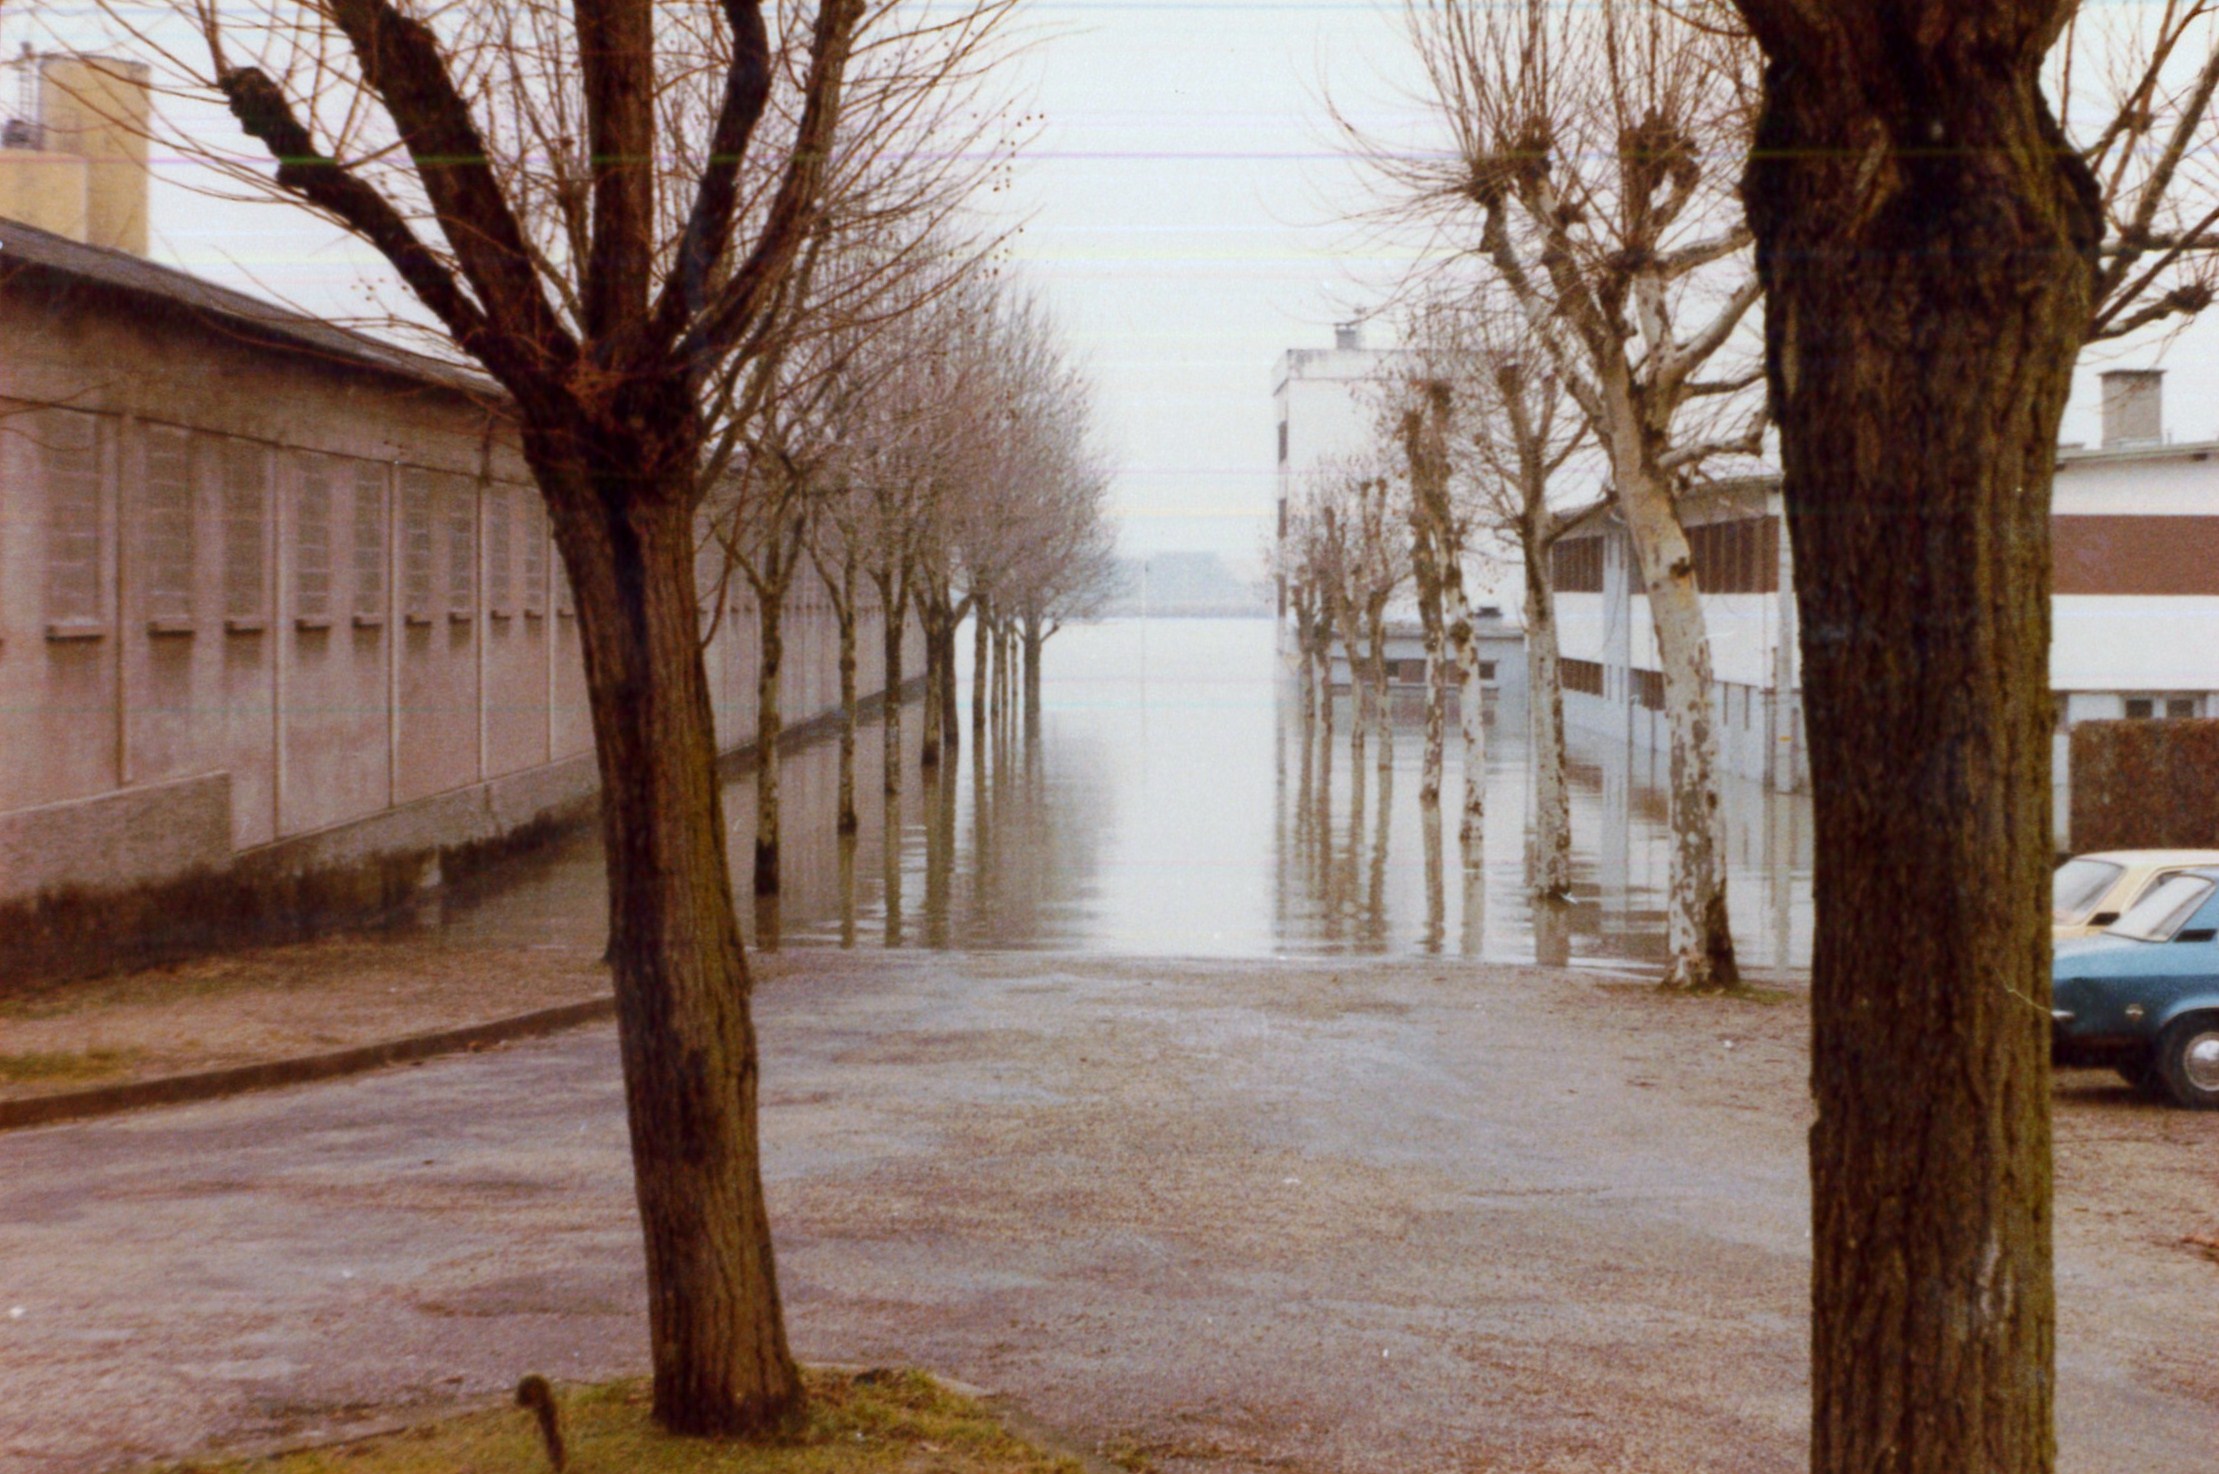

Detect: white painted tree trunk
[1610, 429, 1736, 988]
[1522, 536, 1572, 899]
[1438, 575, 1488, 849]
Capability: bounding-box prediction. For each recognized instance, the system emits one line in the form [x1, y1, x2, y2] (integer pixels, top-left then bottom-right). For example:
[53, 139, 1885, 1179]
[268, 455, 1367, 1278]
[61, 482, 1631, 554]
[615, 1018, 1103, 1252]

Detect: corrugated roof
[0, 213, 498, 398]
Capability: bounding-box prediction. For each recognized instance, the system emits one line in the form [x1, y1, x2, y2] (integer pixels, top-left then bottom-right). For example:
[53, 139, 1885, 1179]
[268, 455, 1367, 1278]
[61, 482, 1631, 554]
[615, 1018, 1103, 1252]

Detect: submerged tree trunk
[835, 604, 858, 836]
[549, 471, 799, 1435]
[1608, 434, 1736, 988]
[1411, 531, 1448, 807]
[980, 599, 998, 737]
[1522, 532, 1571, 898]
[1023, 623, 1043, 720]
[880, 586, 908, 798]
[753, 600, 785, 896]
[1365, 601, 1391, 773]
[1440, 581, 1488, 850]
[919, 607, 944, 769]
[1737, 10, 2098, 1469]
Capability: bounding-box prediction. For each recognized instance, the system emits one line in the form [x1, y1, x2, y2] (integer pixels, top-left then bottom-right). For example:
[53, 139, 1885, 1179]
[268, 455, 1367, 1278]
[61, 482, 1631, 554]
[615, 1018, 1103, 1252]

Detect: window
[2126, 697, 2157, 720]
[352, 463, 386, 622]
[143, 425, 194, 629]
[1398, 658, 1426, 683]
[1634, 667, 1665, 712]
[2107, 873, 2216, 942]
[221, 439, 268, 627]
[42, 409, 102, 632]
[400, 468, 435, 622]
[522, 496, 546, 615]
[2169, 697, 2199, 719]
[1479, 661, 1497, 681]
[1552, 536, 1604, 593]
[296, 457, 333, 625]
[2053, 857, 2126, 927]
[1562, 657, 1604, 697]
[487, 485, 512, 614]
[446, 481, 476, 618]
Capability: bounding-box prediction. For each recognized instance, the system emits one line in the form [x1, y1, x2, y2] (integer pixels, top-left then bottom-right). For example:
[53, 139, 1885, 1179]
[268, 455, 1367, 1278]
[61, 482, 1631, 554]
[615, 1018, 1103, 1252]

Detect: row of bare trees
[1315, 0, 2219, 1466]
[45, 0, 1119, 1436]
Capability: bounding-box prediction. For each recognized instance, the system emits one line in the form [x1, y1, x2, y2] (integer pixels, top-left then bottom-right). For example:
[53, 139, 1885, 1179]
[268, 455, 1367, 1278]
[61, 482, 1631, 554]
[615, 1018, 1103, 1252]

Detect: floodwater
[436, 617, 1814, 975]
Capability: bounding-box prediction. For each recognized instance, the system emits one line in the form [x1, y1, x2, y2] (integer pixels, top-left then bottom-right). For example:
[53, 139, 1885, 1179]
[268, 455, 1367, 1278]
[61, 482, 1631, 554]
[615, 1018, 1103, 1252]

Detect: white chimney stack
[2100, 369, 2164, 449]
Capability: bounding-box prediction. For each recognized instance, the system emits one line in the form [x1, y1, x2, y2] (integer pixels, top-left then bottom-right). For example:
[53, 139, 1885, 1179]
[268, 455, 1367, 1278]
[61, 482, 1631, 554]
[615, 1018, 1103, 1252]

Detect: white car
[2054, 850, 2219, 939]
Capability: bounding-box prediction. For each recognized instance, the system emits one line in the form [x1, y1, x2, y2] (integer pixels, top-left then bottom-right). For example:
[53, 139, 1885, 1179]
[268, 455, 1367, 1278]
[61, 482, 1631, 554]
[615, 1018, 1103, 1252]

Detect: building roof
[2057, 438, 2219, 468]
[0, 213, 497, 399]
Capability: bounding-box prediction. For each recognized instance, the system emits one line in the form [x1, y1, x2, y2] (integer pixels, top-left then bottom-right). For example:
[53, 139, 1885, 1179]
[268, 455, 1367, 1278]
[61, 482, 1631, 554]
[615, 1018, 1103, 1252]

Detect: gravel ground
[1, 950, 2215, 1474]
[0, 936, 609, 1098]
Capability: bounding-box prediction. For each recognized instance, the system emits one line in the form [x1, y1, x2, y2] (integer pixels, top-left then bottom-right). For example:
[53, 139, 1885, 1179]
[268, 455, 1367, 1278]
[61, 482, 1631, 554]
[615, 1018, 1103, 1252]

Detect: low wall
[2069, 718, 2219, 853]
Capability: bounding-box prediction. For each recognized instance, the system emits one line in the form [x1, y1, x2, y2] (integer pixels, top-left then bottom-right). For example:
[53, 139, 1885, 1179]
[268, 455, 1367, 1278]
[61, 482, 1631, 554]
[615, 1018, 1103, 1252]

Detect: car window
[2106, 873, 2218, 942]
[2054, 858, 2125, 925]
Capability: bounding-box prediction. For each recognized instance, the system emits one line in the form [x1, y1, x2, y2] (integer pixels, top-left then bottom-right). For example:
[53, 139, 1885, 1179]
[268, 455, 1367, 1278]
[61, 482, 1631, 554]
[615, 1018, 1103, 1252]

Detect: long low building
[0, 213, 914, 926]
[1550, 370, 2217, 838]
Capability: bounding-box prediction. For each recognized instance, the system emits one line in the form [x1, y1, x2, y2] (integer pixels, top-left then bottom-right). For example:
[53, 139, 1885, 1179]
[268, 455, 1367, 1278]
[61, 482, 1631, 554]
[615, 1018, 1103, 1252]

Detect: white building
[1272, 324, 1526, 710]
[1551, 369, 2219, 834]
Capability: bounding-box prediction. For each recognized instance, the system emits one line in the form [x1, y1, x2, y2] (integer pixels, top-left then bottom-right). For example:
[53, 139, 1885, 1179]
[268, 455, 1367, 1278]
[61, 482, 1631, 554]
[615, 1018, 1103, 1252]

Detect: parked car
[2053, 867, 2219, 1107]
[2052, 849, 2219, 938]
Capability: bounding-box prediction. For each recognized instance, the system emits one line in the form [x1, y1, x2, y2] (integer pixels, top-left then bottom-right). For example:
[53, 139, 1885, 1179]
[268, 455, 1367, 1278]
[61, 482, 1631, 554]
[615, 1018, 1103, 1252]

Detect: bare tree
[1380, 0, 1765, 988]
[1723, 0, 2219, 1466]
[90, 0, 1017, 1433]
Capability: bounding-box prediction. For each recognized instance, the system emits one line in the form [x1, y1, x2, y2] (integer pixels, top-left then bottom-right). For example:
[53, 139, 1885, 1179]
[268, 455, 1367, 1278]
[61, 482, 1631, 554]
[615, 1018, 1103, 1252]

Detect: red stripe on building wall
[2054, 516, 2219, 595]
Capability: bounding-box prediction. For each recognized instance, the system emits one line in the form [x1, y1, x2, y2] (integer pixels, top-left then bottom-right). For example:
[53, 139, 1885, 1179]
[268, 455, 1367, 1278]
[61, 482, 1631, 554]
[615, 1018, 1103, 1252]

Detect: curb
[0, 995, 616, 1132]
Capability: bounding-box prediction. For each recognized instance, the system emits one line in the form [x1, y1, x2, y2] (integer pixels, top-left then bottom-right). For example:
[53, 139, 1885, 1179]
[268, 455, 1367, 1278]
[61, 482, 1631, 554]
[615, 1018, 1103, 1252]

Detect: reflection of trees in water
[1271, 681, 1812, 972]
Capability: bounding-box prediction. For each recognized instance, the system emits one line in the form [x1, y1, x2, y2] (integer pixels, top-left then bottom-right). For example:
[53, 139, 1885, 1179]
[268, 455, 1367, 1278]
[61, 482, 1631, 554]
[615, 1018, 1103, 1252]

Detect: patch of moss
[0, 1046, 139, 1085]
[157, 1369, 1084, 1474]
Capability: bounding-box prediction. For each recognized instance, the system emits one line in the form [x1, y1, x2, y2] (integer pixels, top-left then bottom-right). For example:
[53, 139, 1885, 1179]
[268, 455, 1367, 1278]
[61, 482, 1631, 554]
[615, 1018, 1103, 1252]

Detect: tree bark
[1365, 600, 1392, 773]
[1735, 7, 2099, 1468]
[547, 467, 799, 1436]
[1022, 621, 1044, 723]
[1521, 529, 1571, 898]
[1608, 435, 1737, 988]
[980, 599, 998, 737]
[919, 607, 943, 768]
[835, 602, 858, 835]
[880, 582, 907, 798]
[753, 596, 785, 896]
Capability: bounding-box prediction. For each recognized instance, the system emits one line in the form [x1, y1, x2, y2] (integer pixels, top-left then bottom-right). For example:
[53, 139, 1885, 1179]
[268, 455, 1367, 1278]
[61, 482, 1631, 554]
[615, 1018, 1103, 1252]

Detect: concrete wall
[0, 277, 919, 909]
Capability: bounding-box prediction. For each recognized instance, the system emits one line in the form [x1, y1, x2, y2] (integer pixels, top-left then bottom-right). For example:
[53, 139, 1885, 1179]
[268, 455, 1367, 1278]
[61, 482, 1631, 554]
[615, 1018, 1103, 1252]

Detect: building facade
[0, 214, 914, 911]
[1550, 370, 2219, 837]
[1272, 324, 1526, 710]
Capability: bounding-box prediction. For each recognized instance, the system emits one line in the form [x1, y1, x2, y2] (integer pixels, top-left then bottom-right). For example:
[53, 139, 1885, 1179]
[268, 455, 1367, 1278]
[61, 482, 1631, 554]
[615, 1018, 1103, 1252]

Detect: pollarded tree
[1385, 0, 1766, 987]
[119, 0, 1013, 1434]
[1723, 0, 2219, 1467]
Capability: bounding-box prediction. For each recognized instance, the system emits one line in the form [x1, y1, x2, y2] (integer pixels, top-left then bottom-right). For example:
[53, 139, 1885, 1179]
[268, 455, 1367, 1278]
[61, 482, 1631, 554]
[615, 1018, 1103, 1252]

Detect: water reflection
[431, 618, 1812, 975]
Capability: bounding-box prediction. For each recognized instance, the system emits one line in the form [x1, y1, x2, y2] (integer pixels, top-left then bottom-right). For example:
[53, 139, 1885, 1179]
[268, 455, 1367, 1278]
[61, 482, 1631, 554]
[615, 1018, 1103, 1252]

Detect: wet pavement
[5, 951, 2214, 1474]
[436, 619, 1813, 975]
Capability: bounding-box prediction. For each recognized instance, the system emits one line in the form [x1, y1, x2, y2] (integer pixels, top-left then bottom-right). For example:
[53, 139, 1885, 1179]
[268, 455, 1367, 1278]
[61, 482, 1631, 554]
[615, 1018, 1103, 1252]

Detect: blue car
[2053, 865, 2219, 1108]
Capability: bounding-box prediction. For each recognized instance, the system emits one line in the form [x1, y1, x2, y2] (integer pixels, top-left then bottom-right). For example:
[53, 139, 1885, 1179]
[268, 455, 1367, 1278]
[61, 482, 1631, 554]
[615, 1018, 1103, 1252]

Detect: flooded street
[437, 618, 1812, 976]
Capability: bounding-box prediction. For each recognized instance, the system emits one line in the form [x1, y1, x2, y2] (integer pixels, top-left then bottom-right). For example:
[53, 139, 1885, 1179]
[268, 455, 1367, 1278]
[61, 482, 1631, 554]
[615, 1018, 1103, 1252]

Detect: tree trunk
[980, 599, 998, 737]
[1439, 579, 1488, 850]
[753, 596, 785, 896]
[835, 605, 858, 836]
[882, 592, 906, 798]
[1522, 531, 1571, 898]
[919, 607, 943, 769]
[1366, 602, 1392, 773]
[1608, 440, 1736, 988]
[1413, 556, 1447, 807]
[939, 620, 961, 760]
[1024, 625, 1043, 721]
[551, 480, 799, 1435]
[1738, 16, 2098, 1470]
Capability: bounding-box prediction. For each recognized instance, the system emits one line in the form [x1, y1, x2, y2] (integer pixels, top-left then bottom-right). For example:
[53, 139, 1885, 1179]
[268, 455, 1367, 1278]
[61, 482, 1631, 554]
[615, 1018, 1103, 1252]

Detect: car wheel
[2156, 1015, 2219, 1110]
[2116, 1058, 2168, 1098]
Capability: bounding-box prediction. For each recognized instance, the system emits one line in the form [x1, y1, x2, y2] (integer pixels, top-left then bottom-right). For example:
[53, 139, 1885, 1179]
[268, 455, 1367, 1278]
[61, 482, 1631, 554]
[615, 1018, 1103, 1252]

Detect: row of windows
[1549, 517, 1780, 597]
[1552, 537, 1604, 594]
[19, 410, 563, 636]
[1562, 657, 1604, 697]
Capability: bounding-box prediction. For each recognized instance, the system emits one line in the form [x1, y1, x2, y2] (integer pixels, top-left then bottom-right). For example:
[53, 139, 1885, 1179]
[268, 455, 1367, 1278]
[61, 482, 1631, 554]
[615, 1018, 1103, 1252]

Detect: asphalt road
[3, 952, 2215, 1474]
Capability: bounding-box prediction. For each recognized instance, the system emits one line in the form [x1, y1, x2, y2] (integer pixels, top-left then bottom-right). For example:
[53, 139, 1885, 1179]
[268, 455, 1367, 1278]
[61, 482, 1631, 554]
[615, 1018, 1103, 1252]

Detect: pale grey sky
[10, 0, 2211, 575]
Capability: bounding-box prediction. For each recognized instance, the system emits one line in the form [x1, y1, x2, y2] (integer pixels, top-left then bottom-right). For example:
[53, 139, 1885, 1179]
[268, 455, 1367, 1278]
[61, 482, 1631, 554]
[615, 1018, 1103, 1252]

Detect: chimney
[1334, 321, 1363, 352]
[0, 52, 150, 255]
[2100, 369, 2164, 449]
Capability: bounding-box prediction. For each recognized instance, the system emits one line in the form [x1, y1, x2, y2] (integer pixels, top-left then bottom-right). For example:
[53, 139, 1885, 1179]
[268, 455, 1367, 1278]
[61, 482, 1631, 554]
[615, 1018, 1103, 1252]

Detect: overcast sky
[11, 0, 2212, 575]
